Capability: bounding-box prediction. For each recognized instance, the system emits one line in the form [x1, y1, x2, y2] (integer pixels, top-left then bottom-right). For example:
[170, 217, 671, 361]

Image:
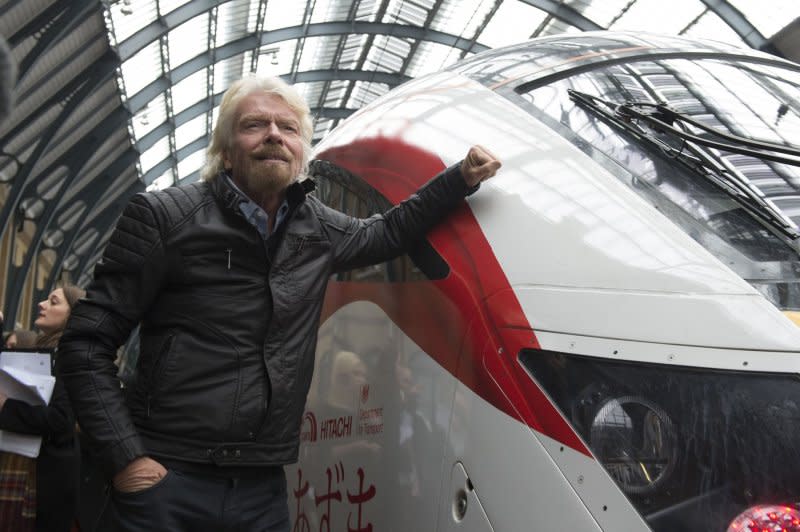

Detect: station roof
[0, 0, 798, 326]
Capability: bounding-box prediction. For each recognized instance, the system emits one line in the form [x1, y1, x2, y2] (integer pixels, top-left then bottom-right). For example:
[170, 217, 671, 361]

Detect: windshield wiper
[568, 89, 800, 240]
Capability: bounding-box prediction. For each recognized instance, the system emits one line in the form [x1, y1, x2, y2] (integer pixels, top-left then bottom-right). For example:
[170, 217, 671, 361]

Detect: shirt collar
[223, 174, 289, 240]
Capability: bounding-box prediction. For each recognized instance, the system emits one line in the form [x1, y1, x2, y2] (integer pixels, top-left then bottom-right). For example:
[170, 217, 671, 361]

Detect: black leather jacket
[59, 163, 472, 477]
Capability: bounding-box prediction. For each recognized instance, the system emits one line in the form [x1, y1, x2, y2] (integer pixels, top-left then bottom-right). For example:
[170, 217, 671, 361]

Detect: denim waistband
[157, 457, 285, 480]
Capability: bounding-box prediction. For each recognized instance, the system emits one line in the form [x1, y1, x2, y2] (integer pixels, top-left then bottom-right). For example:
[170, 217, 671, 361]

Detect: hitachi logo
[319, 415, 353, 440]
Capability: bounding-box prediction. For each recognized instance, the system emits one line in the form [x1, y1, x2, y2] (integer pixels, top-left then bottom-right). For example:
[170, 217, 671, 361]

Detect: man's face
[224, 91, 304, 196]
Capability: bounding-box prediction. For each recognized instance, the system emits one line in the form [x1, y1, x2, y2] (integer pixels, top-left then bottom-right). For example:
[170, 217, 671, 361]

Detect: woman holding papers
[0, 284, 84, 532]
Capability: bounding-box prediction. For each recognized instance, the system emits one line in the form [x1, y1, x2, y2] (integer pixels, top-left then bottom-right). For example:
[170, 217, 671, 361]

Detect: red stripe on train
[317, 137, 589, 456]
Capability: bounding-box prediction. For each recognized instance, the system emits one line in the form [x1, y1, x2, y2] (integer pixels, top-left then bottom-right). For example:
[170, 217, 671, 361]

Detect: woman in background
[0, 284, 85, 532]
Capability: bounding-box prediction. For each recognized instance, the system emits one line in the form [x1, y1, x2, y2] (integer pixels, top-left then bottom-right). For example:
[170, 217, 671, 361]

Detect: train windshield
[516, 56, 800, 311]
[521, 349, 800, 532]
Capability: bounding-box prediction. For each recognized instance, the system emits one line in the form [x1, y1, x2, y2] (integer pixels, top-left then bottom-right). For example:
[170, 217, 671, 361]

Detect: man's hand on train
[112, 456, 168, 493]
[461, 145, 502, 188]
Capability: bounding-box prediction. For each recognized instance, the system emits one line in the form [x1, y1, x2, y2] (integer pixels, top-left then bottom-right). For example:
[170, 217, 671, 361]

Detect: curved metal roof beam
[128, 29, 430, 113]
[517, 0, 602, 31]
[697, 0, 766, 48]
[0, 68, 119, 247]
[292, 69, 412, 85]
[119, 18, 490, 64]
[75, 247, 103, 289]
[15, 0, 100, 79]
[310, 106, 358, 120]
[39, 167, 142, 305]
[135, 68, 410, 152]
[116, 0, 218, 60]
[2, 105, 134, 324]
[0, 49, 119, 146]
[141, 135, 207, 185]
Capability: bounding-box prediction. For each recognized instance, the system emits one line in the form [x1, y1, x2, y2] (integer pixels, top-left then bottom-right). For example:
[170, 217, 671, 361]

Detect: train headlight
[589, 396, 677, 495]
[519, 349, 800, 532]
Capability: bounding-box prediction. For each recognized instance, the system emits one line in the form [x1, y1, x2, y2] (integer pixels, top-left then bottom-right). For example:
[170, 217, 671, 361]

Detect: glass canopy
[101, 0, 800, 191]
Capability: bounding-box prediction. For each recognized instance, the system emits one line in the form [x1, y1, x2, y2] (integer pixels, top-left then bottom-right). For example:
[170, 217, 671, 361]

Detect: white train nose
[292, 32, 800, 532]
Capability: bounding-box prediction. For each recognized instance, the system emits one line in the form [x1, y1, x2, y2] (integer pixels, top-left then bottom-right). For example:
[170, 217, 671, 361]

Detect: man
[59, 75, 500, 531]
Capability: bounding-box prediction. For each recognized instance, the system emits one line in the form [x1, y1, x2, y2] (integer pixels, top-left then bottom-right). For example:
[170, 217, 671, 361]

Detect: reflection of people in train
[324, 350, 381, 462]
[386, 350, 438, 528]
[394, 358, 422, 493]
[58, 72, 501, 532]
[296, 349, 378, 532]
[0, 285, 85, 532]
[328, 350, 368, 410]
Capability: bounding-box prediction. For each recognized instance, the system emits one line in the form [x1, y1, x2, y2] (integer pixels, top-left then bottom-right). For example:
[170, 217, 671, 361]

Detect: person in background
[4, 329, 39, 350]
[0, 285, 85, 532]
[58, 74, 501, 532]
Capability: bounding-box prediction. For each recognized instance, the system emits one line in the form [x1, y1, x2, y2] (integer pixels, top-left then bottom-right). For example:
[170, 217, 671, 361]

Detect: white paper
[0, 430, 42, 458]
[0, 351, 52, 376]
[0, 353, 56, 458]
[0, 366, 55, 405]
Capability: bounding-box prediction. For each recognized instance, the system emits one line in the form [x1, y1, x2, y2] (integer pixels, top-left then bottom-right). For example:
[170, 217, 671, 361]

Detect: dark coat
[58, 164, 471, 478]
[0, 361, 78, 532]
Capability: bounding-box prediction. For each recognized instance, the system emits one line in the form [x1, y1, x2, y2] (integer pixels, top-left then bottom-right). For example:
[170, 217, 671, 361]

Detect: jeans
[107, 467, 290, 532]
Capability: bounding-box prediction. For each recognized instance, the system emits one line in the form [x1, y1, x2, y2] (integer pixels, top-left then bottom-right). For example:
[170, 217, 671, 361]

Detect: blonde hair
[201, 75, 313, 182]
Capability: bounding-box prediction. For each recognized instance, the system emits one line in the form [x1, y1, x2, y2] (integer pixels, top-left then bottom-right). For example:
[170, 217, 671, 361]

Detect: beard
[227, 147, 297, 198]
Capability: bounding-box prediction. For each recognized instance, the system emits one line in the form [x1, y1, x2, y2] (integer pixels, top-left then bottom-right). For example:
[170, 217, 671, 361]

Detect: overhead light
[138, 103, 149, 126]
[261, 47, 280, 66]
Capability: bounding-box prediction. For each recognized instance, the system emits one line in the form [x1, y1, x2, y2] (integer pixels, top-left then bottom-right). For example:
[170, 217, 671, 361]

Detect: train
[287, 31, 800, 531]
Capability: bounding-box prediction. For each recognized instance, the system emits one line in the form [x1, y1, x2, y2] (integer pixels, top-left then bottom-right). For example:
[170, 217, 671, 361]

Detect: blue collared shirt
[224, 175, 289, 240]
